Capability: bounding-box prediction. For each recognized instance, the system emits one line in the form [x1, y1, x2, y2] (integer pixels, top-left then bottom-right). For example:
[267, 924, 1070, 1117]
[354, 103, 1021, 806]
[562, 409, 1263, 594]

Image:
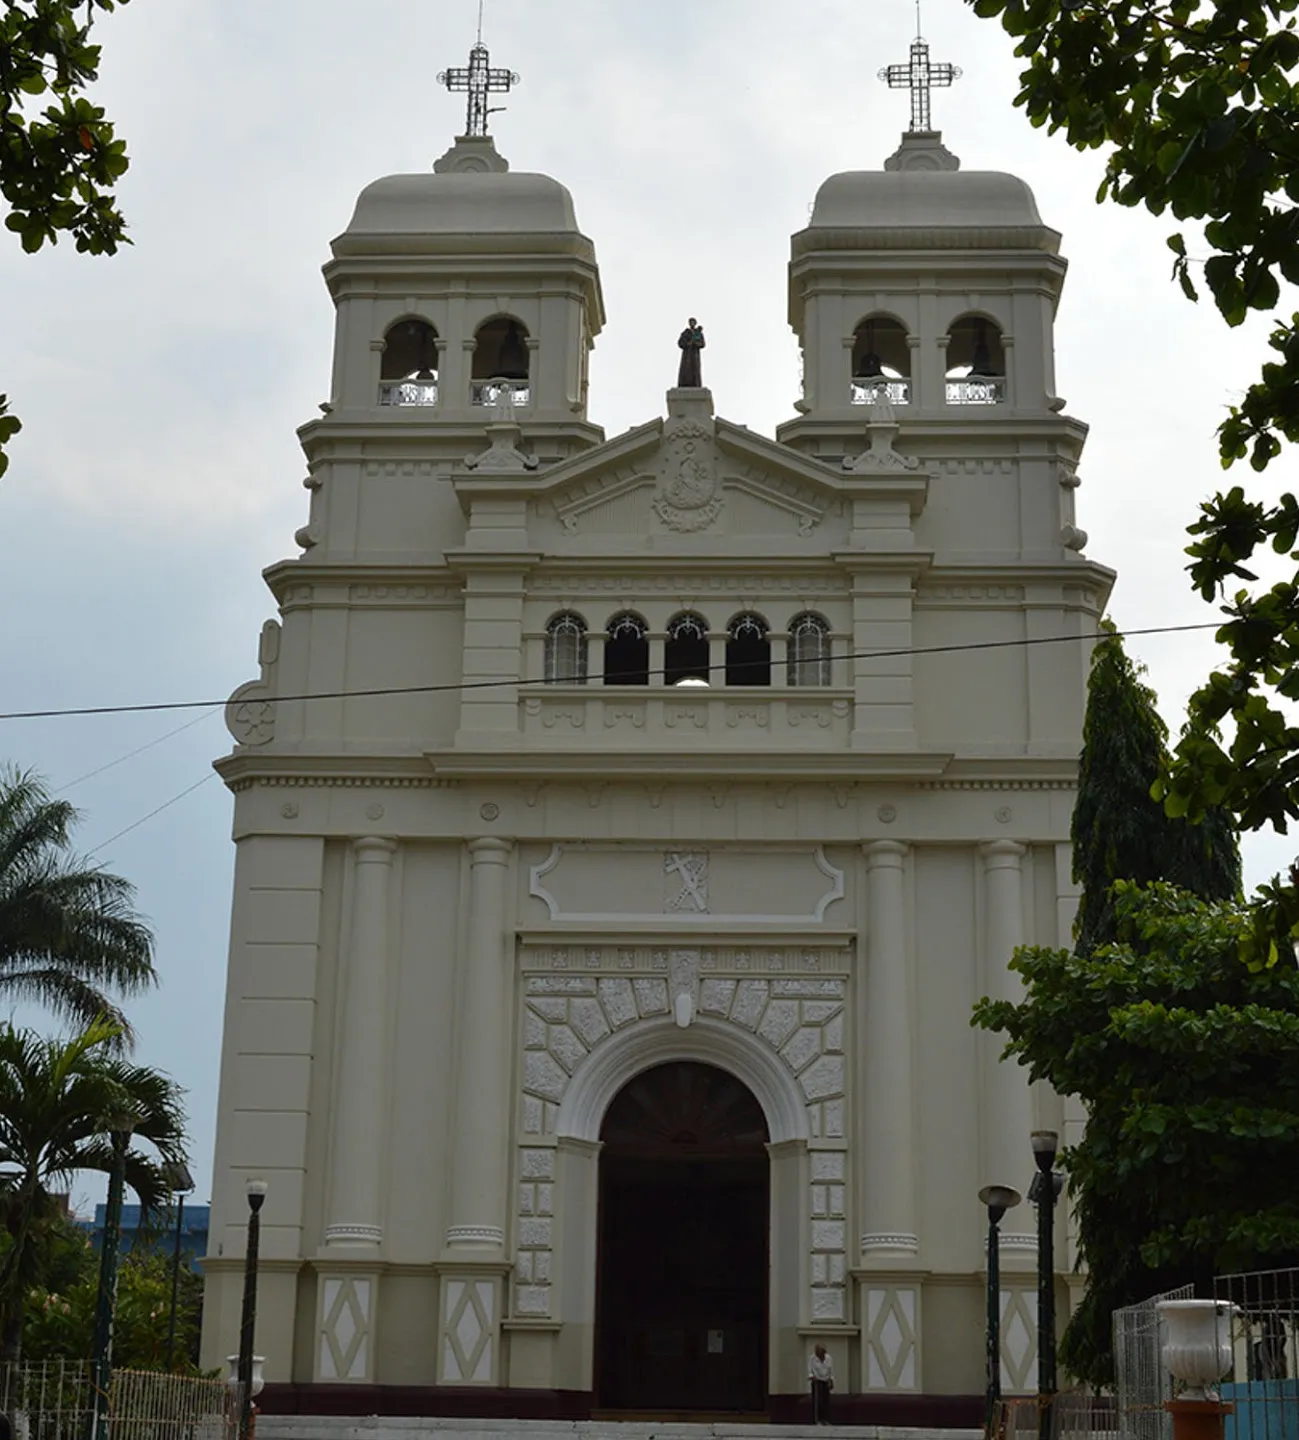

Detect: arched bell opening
[379, 318, 439, 406]
[665, 612, 711, 687]
[850, 314, 910, 406]
[472, 315, 531, 407]
[603, 611, 650, 686]
[945, 315, 1007, 405]
[594, 1060, 770, 1413]
[725, 612, 771, 686]
[544, 611, 588, 684]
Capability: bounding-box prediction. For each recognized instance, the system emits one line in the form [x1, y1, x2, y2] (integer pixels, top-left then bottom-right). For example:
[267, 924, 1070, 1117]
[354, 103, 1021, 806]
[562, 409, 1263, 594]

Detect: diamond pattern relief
[865, 1286, 918, 1390]
[317, 1276, 371, 1381]
[441, 1278, 495, 1385]
[1000, 1287, 1037, 1393]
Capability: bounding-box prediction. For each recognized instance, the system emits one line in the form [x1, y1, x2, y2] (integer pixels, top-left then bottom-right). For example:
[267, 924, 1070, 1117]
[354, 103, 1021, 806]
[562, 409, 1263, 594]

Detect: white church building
[201, 36, 1113, 1424]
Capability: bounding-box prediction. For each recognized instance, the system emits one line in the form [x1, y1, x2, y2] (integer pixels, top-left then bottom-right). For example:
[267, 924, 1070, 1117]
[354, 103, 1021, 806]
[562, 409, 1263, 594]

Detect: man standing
[809, 1342, 834, 1425]
[677, 317, 705, 388]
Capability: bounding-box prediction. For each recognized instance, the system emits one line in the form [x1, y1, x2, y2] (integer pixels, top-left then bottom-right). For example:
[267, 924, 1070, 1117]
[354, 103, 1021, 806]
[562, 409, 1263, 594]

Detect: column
[980, 841, 1034, 1250]
[325, 836, 396, 1248]
[446, 837, 514, 1250]
[860, 841, 918, 1260]
[438, 839, 514, 1388]
[315, 836, 394, 1384]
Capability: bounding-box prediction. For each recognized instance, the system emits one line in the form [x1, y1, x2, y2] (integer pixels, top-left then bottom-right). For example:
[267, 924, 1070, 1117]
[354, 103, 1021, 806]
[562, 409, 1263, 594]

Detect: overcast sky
[0, 0, 1292, 1208]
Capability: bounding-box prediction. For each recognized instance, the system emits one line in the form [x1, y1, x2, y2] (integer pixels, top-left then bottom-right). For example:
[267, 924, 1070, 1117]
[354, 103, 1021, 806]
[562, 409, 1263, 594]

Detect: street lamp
[163, 1161, 195, 1370]
[1030, 1130, 1063, 1440]
[237, 1179, 267, 1440]
[87, 1119, 135, 1440]
[979, 1182, 1023, 1440]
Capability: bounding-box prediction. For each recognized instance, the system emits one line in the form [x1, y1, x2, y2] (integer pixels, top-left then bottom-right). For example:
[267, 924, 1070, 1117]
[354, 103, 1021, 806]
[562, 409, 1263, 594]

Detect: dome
[810, 169, 1044, 231]
[344, 170, 580, 238]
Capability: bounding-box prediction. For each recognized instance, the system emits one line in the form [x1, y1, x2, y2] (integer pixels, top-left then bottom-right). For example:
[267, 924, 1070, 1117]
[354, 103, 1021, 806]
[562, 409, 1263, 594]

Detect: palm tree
[0, 1017, 187, 1362]
[0, 766, 157, 1042]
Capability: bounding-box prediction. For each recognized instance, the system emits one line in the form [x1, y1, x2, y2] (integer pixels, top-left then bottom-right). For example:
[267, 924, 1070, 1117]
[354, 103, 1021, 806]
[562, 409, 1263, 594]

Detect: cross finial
[877, 14, 961, 134]
[438, 13, 519, 139]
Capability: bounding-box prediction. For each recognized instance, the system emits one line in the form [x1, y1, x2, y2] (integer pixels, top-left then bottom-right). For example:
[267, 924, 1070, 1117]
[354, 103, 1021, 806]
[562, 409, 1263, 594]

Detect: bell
[496, 321, 530, 381]
[855, 350, 884, 379]
[970, 321, 999, 377]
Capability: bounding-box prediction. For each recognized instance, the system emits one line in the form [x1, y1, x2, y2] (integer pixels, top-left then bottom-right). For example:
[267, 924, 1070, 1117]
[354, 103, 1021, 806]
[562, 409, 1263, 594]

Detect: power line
[59, 707, 223, 792]
[0, 620, 1223, 723]
[87, 773, 219, 856]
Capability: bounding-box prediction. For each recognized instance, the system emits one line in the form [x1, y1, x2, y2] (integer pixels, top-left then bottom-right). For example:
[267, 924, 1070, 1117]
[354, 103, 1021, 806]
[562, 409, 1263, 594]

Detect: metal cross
[438, 38, 519, 138]
[878, 33, 961, 133]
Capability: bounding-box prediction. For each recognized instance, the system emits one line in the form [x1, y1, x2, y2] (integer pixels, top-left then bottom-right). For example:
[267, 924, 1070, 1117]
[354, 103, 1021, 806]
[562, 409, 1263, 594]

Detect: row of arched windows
[543, 610, 834, 688]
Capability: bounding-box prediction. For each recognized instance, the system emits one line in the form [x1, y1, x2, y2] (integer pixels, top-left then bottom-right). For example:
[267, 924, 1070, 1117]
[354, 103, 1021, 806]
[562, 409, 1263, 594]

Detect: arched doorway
[595, 1060, 769, 1413]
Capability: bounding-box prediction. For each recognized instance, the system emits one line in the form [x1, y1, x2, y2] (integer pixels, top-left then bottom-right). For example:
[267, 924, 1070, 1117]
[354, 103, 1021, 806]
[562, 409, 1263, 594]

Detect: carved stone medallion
[653, 421, 723, 532]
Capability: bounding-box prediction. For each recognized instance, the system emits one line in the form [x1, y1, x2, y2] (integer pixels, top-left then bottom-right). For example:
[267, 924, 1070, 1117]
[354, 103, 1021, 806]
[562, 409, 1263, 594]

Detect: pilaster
[979, 840, 1035, 1262]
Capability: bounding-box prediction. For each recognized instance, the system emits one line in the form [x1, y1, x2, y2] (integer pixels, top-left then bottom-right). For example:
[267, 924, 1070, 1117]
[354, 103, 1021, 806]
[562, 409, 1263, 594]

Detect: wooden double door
[594, 1061, 770, 1414]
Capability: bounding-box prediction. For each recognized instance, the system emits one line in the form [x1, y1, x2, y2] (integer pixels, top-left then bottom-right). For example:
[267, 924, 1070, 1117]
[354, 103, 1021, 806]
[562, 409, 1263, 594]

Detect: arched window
[788, 613, 832, 687]
[726, 612, 771, 686]
[604, 612, 650, 686]
[945, 316, 1006, 404]
[851, 315, 910, 406]
[379, 318, 439, 406]
[665, 612, 711, 687]
[544, 612, 588, 684]
[472, 316, 531, 406]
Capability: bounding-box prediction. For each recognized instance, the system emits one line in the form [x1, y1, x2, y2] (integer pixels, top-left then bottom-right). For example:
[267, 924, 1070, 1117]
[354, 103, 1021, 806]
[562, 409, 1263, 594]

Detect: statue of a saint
[677, 318, 705, 388]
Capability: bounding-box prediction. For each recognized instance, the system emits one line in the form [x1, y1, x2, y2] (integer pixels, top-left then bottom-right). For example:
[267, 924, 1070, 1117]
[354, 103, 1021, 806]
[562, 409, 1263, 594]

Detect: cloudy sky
[0, 0, 1292, 1206]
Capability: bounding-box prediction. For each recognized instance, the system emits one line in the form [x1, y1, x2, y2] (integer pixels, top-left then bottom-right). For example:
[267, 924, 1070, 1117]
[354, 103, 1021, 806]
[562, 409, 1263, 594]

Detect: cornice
[215, 754, 458, 791]
[424, 748, 955, 783]
[789, 224, 1064, 257]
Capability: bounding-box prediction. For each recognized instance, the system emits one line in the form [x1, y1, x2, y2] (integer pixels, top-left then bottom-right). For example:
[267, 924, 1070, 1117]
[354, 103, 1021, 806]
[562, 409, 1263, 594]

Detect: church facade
[200, 102, 1113, 1421]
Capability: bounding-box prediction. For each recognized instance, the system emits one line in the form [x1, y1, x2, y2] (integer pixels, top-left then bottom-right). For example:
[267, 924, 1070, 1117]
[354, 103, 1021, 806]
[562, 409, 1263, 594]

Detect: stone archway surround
[514, 945, 850, 1371]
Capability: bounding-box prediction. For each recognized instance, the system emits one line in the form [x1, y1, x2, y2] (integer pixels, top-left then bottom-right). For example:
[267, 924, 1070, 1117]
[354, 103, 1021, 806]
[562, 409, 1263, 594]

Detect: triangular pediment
[453, 391, 926, 544]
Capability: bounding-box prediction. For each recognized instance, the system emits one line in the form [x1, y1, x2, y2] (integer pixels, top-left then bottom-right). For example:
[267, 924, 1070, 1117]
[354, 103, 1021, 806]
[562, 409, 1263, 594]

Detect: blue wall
[78, 1202, 209, 1273]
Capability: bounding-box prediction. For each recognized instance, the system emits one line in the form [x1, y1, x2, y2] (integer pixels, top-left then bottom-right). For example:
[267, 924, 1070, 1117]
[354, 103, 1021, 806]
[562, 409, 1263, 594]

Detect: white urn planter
[1157, 1300, 1235, 1400]
[224, 1356, 266, 1399]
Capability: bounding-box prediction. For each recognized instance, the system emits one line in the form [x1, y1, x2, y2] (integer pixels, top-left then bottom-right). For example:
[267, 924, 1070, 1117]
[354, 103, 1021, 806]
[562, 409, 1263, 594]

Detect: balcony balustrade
[518, 686, 853, 747]
[850, 377, 911, 407]
[379, 379, 438, 406]
[945, 376, 1006, 405]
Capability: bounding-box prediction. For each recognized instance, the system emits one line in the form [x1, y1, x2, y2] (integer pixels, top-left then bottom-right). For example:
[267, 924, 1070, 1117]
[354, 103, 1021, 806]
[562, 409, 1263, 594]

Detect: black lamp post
[1030, 1130, 1063, 1440]
[237, 1179, 267, 1440]
[88, 1122, 134, 1440]
[163, 1161, 195, 1370]
[979, 1182, 1023, 1440]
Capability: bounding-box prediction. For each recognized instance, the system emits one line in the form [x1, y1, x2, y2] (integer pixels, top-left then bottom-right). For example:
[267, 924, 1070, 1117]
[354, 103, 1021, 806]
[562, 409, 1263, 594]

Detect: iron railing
[1215, 1267, 1299, 1440]
[0, 1362, 236, 1440]
[1113, 1283, 1195, 1440]
[850, 376, 911, 406]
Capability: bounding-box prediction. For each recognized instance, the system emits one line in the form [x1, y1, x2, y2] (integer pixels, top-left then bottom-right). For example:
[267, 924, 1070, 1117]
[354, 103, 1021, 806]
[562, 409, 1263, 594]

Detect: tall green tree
[975, 882, 1299, 1385]
[0, 766, 157, 1039]
[0, 0, 132, 478]
[964, 0, 1299, 958]
[1072, 625, 1239, 953]
[0, 1017, 187, 1362]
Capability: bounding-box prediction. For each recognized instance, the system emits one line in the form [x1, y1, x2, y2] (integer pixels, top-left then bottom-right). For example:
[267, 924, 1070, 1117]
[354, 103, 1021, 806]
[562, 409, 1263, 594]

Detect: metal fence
[997, 1392, 1120, 1440]
[0, 1363, 236, 1440]
[1214, 1268, 1299, 1440]
[1113, 1283, 1196, 1440]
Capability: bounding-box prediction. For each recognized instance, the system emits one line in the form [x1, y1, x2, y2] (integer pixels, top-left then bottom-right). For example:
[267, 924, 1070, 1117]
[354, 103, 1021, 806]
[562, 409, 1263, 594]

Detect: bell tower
[298, 35, 605, 564]
[779, 25, 1069, 465]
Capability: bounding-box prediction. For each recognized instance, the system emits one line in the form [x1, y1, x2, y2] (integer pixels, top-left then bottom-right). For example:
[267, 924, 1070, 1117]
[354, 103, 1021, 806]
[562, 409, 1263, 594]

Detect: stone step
[259, 1418, 981, 1440]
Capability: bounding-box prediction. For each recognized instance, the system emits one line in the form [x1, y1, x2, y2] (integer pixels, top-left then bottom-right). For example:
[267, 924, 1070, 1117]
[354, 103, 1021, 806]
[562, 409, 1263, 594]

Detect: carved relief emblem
[654, 422, 723, 532]
[664, 851, 709, 913]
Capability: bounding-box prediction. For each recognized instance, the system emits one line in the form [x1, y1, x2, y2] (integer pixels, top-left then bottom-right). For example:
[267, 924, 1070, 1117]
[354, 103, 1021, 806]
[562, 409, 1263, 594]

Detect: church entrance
[594, 1060, 769, 1414]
